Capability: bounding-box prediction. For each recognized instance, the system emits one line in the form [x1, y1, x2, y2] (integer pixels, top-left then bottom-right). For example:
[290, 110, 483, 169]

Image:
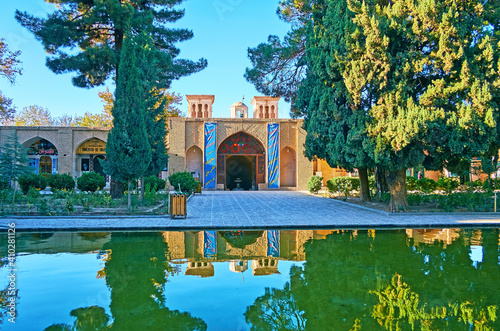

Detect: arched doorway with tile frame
[217, 132, 265, 190]
[24, 138, 59, 175]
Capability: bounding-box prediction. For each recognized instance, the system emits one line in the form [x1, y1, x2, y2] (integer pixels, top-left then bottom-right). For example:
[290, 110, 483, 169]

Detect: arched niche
[280, 146, 296, 187]
[186, 145, 203, 182]
[24, 138, 59, 175]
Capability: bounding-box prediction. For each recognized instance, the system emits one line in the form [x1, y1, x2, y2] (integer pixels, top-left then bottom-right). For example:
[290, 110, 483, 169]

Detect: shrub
[437, 192, 493, 212]
[491, 178, 500, 190]
[326, 177, 360, 197]
[18, 173, 47, 195]
[307, 175, 323, 194]
[168, 171, 197, 194]
[48, 173, 75, 191]
[407, 193, 422, 206]
[406, 176, 418, 191]
[77, 172, 106, 192]
[471, 179, 483, 187]
[0, 178, 9, 190]
[144, 175, 166, 192]
[27, 186, 40, 199]
[436, 176, 460, 193]
[417, 178, 437, 193]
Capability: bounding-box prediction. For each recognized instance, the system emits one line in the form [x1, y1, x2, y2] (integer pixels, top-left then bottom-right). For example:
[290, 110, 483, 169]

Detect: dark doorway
[226, 156, 254, 190]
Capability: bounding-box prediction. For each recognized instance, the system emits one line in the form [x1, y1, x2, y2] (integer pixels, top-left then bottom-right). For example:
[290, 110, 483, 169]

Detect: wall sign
[204, 123, 217, 189]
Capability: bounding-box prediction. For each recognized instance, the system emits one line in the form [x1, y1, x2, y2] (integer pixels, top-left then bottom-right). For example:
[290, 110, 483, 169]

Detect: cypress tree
[0, 131, 34, 203]
[103, 34, 151, 211]
[300, 0, 375, 202]
[134, 32, 169, 200]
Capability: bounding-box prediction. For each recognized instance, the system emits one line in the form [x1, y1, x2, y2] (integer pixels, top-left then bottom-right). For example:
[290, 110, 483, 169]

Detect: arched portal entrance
[217, 132, 265, 190]
[25, 138, 58, 175]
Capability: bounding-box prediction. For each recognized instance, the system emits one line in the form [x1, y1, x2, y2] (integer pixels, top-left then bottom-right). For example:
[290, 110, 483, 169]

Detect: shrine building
[167, 95, 312, 191]
[0, 95, 313, 191]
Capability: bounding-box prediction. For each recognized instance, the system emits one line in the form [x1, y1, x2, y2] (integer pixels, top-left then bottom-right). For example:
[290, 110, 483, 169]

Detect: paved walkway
[1, 191, 500, 231]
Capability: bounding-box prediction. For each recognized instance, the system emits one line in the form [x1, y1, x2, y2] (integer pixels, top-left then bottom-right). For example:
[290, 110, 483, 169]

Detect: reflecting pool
[0, 228, 499, 330]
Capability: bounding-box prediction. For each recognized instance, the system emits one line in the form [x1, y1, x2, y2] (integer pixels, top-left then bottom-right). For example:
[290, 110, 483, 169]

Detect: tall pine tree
[103, 34, 151, 211]
[16, 0, 206, 89]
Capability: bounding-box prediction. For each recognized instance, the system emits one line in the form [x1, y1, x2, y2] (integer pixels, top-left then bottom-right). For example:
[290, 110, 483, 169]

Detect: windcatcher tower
[187, 95, 215, 118]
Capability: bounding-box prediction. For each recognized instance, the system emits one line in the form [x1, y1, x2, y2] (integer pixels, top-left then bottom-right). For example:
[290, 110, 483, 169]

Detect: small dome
[231, 101, 248, 108]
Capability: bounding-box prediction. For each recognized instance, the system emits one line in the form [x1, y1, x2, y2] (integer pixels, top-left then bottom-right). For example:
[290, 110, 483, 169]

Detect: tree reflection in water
[245, 282, 305, 331]
[245, 229, 500, 330]
[43, 232, 207, 331]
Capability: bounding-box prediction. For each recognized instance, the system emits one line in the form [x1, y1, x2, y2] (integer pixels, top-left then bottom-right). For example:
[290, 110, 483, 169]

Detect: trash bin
[195, 181, 202, 194]
[170, 193, 187, 219]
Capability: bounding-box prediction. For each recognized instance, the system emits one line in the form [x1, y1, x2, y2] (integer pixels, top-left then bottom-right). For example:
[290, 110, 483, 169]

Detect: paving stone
[1, 191, 500, 231]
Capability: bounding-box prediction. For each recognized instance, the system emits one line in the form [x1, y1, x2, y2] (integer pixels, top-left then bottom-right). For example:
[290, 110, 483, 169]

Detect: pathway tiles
[2, 191, 500, 231]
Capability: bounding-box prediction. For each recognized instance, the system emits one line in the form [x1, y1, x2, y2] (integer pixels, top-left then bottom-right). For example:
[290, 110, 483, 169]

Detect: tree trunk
[127, 180, 131, 213]
[385, 169, 409, 213]
[140, 175, 145, 202]
[374, 167, 388, 198]
[358, 168, 371, 202]
[11, 182, 16, 204]
[110, 179, 124, 199]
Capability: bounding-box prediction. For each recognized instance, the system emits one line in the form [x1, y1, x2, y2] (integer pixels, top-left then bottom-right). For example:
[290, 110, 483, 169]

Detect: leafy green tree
[0, 131, 34, 203]
[481, 152, 499, 187]
[341, 0, 499, 210]
[53, 114, 74, 127]
[103, 33, 151, 210]
[0, 38, 22, 124]
[14, 105, 53, 126]
[15, 0, 207, 89]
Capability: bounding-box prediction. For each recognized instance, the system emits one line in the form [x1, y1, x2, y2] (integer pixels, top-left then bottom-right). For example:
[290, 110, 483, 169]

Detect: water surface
[0, 228, 499, 330]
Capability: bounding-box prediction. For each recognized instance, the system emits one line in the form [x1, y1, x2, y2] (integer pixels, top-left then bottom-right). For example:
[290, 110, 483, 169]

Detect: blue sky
[0, 0, 291, 119]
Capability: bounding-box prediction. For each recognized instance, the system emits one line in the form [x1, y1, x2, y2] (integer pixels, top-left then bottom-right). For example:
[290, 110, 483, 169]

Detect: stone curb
[4, 222, 500, 233]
